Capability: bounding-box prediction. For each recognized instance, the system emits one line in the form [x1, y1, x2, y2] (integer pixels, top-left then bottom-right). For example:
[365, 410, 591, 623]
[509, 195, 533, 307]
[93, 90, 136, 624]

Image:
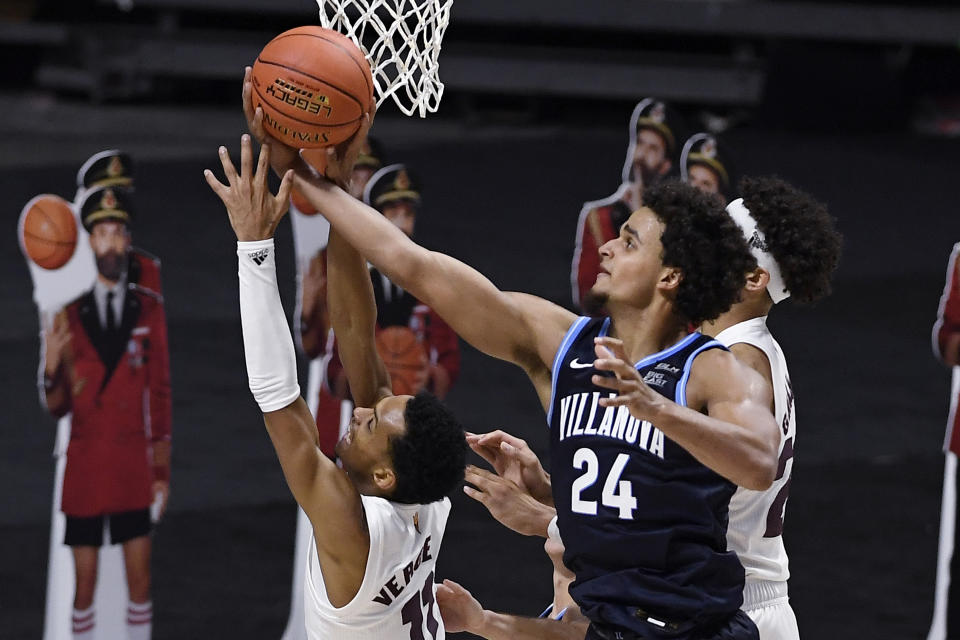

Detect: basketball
[251, 26, 374, 149]
[375, 326, 429, 396]
[20, 194, 78, 270]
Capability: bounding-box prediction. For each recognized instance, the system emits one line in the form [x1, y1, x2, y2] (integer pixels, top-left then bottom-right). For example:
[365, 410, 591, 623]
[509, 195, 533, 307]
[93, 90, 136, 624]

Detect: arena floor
[1, 95, 955, 638]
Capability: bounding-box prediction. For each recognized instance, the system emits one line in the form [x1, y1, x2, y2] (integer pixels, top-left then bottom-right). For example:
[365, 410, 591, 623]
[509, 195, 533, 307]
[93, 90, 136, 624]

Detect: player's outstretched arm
[240, 83, 574, 401]
[301, 138, 574, 403]
[437, 579, 588, 640]
[327, 226, 393, 406]
[205, 137, 368, 551]
[592, 337, 779, 490]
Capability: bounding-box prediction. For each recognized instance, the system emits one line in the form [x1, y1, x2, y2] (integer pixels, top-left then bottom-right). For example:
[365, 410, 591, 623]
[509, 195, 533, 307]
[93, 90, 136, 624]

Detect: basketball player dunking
[204, 134, 466, 640]
[241, 77, 782, 638]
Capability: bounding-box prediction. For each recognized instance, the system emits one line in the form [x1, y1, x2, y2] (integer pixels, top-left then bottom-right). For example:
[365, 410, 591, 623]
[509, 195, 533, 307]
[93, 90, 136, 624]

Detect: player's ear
[659, 159, 672, 176]
[744, 268, 769, 293]
[372, 466, 396, 494]
[658, 266, 682, 291]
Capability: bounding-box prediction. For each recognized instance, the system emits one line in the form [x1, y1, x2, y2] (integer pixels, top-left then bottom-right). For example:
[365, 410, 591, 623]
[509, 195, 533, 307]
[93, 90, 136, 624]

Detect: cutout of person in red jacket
[42, 185, 171, 640]
[571, 98, 684, 310]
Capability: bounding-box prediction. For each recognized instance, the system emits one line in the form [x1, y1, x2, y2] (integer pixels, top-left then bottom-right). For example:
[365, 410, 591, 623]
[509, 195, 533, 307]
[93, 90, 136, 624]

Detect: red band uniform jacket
[48, 283, 172, 517]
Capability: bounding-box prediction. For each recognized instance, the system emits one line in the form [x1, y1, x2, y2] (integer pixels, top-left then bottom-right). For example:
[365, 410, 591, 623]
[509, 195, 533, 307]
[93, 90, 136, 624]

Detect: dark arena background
[3, 0, 960, 638]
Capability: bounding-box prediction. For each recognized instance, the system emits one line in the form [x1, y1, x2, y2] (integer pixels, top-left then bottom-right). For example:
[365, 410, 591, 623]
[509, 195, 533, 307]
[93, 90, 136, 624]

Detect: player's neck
[608, 302, 688, 363]
[701, 294, 774, 337]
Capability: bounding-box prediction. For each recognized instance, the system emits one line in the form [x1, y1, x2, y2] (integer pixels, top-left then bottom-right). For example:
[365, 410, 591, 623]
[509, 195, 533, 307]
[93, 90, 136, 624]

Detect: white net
[317, 0, 453, 118]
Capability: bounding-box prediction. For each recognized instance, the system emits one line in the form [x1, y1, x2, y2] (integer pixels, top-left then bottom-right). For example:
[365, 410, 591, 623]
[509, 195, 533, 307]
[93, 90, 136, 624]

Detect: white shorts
[742, 580, 799, 640]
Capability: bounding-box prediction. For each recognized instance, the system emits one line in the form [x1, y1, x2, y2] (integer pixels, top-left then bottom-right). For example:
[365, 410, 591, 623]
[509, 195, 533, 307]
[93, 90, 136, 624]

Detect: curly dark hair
[739, 176, 842, 305]
[388, 392, 467, 505]
[643, 181, 756, 325]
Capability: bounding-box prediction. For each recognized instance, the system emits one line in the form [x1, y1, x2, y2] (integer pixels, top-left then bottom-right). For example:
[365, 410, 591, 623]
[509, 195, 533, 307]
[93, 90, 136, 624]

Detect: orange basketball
[20, 194, 77, 270]
[375, 326, 429, 396]
[251, 26, 374, 149]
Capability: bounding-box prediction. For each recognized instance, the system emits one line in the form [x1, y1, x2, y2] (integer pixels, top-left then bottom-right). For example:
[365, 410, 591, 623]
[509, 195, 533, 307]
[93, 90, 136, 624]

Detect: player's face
[349, 166, 376, 200]
[336, 394, 412, 495]
[631, 129, 671, 185]
[89, 221, 130, 282]
[382, 201, 417, 237]
[592, 208, 670, 309]
[687, 164, 724, 204]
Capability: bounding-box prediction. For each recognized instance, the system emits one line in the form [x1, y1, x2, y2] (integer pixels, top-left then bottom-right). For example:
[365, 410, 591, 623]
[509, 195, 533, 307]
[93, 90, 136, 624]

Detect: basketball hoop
[317, 0, 452, 118]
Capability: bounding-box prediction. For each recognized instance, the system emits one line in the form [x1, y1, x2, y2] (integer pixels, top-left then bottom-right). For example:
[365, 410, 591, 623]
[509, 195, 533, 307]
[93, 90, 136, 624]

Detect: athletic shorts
[64, 509, 151, 547]
[742, 580, 799, 640]
[586, 610, 759, 640]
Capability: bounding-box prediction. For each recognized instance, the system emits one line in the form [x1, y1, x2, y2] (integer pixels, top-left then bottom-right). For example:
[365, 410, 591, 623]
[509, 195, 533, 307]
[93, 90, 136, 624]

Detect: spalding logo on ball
[252, 26, 375, 149]
[19, 194, 78, 270]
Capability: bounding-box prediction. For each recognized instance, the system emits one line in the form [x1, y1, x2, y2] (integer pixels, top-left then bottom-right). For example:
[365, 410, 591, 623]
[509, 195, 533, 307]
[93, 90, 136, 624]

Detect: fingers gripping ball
[252, 26, 374, 149]
[20, 195, 78, 270]
[375, 326, 428, 396]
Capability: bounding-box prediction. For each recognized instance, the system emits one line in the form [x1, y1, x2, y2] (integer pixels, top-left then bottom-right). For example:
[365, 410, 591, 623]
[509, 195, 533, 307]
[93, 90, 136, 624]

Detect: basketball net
[316, 0, 452, 117]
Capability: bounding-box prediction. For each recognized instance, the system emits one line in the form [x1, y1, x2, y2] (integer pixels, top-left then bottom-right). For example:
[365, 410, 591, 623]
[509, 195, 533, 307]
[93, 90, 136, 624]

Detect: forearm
[470, 611, 588, 640]
[293, 170, 426, 290]
[238, 239, 302, 413]
[327, 227, 391, 406]
[653, 402, 777, 490]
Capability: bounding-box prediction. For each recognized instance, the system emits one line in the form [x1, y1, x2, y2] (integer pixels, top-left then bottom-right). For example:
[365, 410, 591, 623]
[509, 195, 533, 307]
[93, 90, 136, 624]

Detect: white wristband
[237, 239, 301, 412]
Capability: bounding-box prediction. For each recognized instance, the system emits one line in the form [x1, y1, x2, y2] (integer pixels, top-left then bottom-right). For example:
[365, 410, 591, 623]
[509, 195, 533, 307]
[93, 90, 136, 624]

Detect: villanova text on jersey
[549, 317, 746, 637]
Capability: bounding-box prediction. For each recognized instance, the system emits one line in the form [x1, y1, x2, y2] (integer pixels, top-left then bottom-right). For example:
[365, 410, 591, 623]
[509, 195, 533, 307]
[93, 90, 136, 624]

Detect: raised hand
[241, 66, 298, 176]
[591, 336, 669, 422]
[435, 579, 485, 634]
[467, 430, 552, 505]
[463, 464, 555, 537]
[204, 134, 294, 242]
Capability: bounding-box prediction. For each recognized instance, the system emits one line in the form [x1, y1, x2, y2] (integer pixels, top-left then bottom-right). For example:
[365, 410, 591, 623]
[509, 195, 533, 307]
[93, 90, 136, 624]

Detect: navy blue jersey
[548, 317, 744, 636]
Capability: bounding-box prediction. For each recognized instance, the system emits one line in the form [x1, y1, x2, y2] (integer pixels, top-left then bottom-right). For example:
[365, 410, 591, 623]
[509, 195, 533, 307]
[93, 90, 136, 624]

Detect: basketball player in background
[702, 177, 841, 639]
[571, 98, 683, 308]
[246, 85, 782, 639]
[41, 186, 171, 640]
[927, 242, 960, 640]
[203, 135, 466, 639]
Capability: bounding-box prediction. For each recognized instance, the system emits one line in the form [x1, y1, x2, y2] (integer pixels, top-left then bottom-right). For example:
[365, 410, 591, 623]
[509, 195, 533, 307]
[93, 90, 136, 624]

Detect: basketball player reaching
[204, 134, 467, 640]
[242, 78, 781, 640]
[462, 177, 842, 640]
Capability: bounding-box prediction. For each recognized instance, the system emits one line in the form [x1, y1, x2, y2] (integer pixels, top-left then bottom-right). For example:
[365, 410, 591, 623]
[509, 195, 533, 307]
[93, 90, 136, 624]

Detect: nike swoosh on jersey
[569, 358, 594, 369]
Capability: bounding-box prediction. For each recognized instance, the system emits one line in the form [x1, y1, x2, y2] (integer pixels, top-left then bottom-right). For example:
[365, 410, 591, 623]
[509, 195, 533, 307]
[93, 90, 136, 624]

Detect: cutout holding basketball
[375, 326, 429, 396]
[20, 195, 78, 270]
[251, 26, 374, 149]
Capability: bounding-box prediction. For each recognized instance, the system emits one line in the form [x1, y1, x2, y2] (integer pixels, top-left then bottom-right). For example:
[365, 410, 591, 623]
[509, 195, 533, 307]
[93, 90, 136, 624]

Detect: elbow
[739, 446, 778, 491]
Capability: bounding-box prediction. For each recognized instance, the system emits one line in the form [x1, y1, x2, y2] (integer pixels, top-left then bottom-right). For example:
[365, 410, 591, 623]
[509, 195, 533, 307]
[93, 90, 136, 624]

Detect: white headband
[726, 198, 791, 304]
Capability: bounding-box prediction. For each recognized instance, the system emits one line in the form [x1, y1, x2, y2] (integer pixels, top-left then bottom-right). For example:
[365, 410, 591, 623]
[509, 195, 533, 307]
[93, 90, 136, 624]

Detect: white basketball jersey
[304, 495, 451, 640]
[716, 317, 795, 584]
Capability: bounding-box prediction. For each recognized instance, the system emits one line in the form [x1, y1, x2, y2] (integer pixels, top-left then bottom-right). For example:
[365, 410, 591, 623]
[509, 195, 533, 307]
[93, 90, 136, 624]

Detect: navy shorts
[64, 509, 151, 547]
[586, 610, 759, 640]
